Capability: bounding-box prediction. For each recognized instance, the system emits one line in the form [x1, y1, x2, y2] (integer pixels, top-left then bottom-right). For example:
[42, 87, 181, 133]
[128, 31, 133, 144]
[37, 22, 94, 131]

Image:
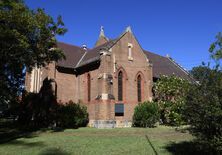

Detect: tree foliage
[209, 32, 222, 62]
[0, 0, 67, 108]
[190, 65, 212, 83]
[184, 33, 222, 153]
[184, 68, 222, 153]
[18, 78, 57, 128]
[133, 101, 159, 128]
[57, 101, 89, 128]
[153, 75, 190, 126]
[18, 79, 88, 129]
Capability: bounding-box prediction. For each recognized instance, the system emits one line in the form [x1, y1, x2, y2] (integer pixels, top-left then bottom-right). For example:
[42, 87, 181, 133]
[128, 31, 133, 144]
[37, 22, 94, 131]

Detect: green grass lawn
[0, 126, 194, 155]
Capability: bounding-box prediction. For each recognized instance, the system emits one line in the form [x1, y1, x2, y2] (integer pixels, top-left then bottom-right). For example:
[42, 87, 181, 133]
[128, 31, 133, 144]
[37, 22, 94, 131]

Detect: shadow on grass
[39, 148, 71, 155]
[0, 128, 36, 144]
[3, 139, 45, 147]
[165, 141, 214, 155]
[145, 135, 158, 155]
[0, 119, 41, 144]
[0, 126, 66, 144]
[0, 118, 66, 144]
[51, 127, 65, 132]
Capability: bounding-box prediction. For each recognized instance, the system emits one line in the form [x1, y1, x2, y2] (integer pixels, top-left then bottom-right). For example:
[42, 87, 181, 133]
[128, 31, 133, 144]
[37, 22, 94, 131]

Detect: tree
[209, 32, 222, 63]
[184, 68, 222, 153]
[190, 65, 212, 83]
[184, 33, 222, 153]
[153, 75, 190, 126]
[0, 0, 67, 109]
[18, 81, 89, 129]
[18, 78, 58, 127]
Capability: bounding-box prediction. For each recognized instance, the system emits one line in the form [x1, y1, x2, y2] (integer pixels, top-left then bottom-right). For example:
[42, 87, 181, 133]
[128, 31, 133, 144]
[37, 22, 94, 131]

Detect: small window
[115, 103, 124, 116]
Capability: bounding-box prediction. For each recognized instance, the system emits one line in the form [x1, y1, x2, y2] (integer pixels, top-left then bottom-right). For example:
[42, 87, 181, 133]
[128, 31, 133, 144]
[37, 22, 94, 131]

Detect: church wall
[25, 63, 54, 93]
[110, 31, 153, 123]
[55, 69, 77, 103]
[24, 29, 154, 128]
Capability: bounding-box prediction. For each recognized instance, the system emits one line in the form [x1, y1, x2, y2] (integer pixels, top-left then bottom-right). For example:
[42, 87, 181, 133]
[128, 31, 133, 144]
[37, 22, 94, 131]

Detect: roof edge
[167, 57, 197, 83]
[75, 30, 128, 69]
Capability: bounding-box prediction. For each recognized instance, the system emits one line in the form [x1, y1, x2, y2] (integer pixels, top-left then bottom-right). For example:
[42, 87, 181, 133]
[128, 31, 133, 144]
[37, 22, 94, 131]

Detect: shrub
[17, 79, 58, 128]
[133, 101, 159, 127]
[184, 68, 222, 153]
[56, 101, 88, 128]
[153, 75, 190, 126]
[158, 101, 185, 126]
[17, 80, 89, 129]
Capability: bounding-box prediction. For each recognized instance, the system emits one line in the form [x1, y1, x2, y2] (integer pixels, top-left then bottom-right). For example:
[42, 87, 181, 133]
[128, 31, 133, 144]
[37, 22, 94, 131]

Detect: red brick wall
[24, 31, 153, 127]
[110, 31, 153, 121]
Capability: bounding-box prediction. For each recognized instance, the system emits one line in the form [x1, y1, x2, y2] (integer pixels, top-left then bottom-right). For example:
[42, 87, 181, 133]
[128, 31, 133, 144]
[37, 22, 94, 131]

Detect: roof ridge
[75, 51, 87, 68]
[167, 57, 189, 75]
[143, 49, 167, 59]
[99, 30, 128, 50]
[75, 31, 128, 68]
[166, 57, 197, 82]
[57, 41, 83, 49]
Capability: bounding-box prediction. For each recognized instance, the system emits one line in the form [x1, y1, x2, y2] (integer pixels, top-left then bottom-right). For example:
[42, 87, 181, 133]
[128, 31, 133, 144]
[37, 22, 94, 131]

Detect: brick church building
[25, 27, 193, 128]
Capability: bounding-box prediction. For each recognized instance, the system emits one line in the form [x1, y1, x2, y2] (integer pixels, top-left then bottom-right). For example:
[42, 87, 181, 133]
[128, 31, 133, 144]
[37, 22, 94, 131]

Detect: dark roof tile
[77, 39, 117, 67]
[57, 42, 86, 68]
[143, 50, 195, 81]
[55, 41, 195, 82]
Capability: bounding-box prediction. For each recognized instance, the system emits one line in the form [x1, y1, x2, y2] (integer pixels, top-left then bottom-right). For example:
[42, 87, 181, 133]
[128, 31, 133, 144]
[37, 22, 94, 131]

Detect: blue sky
[25, 0, 222, 70]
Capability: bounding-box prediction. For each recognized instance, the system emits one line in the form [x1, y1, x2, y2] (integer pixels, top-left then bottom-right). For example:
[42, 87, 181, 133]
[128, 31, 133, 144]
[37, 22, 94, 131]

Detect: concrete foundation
[89, 120, 132, 128]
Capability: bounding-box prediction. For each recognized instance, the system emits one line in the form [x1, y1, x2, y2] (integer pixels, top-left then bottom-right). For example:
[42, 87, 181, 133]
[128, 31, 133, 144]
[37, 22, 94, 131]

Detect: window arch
[118, 71, 123, 101]
[87, 73, 91, 102]
[137, 75, 142, 102]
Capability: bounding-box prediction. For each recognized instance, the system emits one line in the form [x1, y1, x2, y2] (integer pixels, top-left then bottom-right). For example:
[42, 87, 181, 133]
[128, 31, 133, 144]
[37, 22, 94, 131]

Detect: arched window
[118, 71, 123, 101]
[87, 74, 91, 101]
[137, 75, 142, 102]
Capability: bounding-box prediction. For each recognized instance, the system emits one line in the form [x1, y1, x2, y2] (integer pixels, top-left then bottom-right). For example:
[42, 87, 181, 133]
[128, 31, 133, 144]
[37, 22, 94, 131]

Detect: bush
[133, 101, 159, 127]
[184, 68, 222, 153]
[56, 101, 88, 128]
[153, 76, 190, 126]
[17, 79, 89, 129]
[159, 101, 185, 126]
[17, 79, 58, 128]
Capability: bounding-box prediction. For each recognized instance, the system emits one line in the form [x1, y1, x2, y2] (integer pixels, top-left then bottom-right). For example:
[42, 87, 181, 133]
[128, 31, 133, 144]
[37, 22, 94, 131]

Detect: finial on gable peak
[95, 26, 109, 47]
[99, 26, 105, 37]
[125, 26, 132, 33]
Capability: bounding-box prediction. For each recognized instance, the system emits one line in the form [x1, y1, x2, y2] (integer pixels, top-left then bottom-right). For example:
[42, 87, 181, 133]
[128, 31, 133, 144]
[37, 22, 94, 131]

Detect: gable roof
[57, 42, 86, 68]
[76, 31, 127, 68]
[56, 33, 195, 82]
[76, 40, 116, 68]
[143, 50, 195, 81]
